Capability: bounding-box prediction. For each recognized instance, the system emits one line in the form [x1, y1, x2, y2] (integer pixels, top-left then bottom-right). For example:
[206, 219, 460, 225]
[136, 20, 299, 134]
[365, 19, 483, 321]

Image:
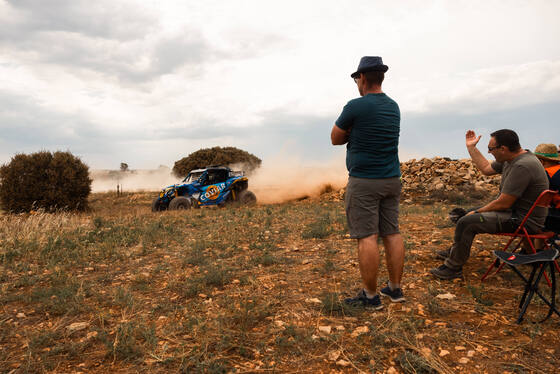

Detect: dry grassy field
[1, 191, 559, 373]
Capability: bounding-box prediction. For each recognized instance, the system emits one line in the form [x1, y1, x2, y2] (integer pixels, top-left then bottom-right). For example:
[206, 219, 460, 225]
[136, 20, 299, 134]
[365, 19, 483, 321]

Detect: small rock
[16, 313, 25, 319]
[305, 298, 322, 304]
[67, 322, 89, 333]
[455, 345, 466, 351]
[318, 325, 332, 334]
[335, 325, 345, 331]
[439, 349, 450, 357]
[274, 320, 285, 327]
[436, 292, 456, 300]
[387, 367, 398, 374]
[86, 331, 98, 339]
[421, 347, 432, 356]
[336, 359, 350, 367]
[328, 350, 341, 361]
[467, 350, 475, 357]
[351, 325, 369, 338]
[459, 357, 469, 364]
[302, 259, 311, 265]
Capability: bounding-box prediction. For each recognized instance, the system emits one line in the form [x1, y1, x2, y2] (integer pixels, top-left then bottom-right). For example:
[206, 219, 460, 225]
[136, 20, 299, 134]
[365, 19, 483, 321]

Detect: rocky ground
[1, 182, 559, 373]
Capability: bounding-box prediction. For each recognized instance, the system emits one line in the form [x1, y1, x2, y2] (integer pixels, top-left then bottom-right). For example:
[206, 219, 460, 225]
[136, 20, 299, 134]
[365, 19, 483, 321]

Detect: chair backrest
[534, 190, 559, 208]
[511, 190, 558, 234]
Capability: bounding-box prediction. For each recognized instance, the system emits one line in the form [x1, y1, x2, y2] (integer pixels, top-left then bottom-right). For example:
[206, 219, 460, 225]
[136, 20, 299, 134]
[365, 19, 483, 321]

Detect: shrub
[0, 151, 92, 213]
[172, 146, 261, 177]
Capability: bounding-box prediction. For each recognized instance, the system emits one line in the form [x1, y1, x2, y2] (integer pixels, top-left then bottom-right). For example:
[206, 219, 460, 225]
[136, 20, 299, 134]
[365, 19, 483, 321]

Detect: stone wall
[401, 157, 499, 195]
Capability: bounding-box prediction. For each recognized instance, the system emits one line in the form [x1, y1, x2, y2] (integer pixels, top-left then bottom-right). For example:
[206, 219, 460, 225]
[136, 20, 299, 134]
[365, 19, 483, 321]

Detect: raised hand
[465, 130, 481, 149]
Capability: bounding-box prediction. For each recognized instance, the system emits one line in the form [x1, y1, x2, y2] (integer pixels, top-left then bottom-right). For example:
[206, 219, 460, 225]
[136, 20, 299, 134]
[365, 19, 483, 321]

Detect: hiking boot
[344, 290, 383, 310]
[436, 248, 451, 260]
[380, 285, 405, 303]
[430, 264, 463, 280]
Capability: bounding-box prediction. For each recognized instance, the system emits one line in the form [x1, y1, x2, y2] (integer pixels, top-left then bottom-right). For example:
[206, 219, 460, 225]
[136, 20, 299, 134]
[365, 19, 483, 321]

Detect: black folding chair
[493, 248, 560, 324]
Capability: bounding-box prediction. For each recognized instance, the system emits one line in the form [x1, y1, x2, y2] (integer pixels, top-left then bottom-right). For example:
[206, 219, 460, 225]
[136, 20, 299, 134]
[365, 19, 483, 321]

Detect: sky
[1, 0, 560, 170]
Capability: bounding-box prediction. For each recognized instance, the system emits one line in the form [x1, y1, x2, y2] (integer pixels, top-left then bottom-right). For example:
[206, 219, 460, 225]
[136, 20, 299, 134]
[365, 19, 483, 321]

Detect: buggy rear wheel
[169, 196, 192, 210]
[237, 190, 257, 205]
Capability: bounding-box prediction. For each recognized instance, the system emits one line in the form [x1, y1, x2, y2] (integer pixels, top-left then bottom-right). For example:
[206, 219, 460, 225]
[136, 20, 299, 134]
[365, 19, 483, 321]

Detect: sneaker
[435, 247, 451, 260]
[344, 290, 383, 310]
[380, 285, 405, 302]
[430, 264, 463, 280]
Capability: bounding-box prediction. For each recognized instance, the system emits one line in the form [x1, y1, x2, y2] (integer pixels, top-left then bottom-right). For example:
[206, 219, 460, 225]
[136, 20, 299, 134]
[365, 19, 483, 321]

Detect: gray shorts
[345, 176, 401, 239]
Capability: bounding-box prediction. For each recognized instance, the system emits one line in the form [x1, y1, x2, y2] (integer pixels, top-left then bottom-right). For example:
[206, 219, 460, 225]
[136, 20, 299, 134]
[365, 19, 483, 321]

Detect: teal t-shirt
[335, 93, 401, 178]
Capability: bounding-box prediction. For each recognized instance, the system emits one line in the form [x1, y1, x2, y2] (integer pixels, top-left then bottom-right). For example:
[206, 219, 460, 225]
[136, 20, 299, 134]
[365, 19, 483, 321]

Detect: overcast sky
[1, 0, 559, 170]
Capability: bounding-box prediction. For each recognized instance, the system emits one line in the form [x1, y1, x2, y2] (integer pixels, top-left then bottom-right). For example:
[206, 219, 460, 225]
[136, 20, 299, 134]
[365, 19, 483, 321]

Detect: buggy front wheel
[169, 196, 192, 210]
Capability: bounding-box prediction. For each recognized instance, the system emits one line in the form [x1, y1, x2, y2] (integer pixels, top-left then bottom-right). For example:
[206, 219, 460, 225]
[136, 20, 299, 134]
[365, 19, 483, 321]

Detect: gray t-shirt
[491, 151, 549, 231]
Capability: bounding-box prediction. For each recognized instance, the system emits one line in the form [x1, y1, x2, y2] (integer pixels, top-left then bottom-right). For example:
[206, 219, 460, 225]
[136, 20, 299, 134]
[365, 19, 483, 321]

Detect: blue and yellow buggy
[152, 166, 257, 211]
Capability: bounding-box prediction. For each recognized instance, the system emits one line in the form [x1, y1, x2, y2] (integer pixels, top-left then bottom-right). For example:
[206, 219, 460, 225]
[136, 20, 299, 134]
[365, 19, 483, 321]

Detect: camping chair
[481, 190, 560, 283]
[493, 248, 560, 323]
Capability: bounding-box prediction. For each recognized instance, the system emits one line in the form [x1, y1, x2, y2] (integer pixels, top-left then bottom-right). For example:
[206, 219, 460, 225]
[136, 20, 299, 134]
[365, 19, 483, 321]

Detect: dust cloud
[90, 156, 349, 204]
[90, 167, 179, 193]
[249, 155, 348, 204]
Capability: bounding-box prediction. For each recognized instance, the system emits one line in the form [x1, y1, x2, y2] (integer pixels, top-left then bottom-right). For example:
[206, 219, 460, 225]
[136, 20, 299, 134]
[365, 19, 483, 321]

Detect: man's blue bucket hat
[350, 56, 389, 78]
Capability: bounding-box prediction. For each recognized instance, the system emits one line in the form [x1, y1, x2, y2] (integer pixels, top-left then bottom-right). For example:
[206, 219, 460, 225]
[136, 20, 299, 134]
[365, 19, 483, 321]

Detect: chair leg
[538, 262, 560, 322]
[516, 264, 546, 324]
[515, 265, 538, 310]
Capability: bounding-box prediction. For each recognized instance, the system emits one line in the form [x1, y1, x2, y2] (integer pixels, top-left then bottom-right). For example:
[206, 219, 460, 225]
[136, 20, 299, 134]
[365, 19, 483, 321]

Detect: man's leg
[383, 233, 404, 285]
[358, 234, 380, 294]
[432, 212, 515, 279]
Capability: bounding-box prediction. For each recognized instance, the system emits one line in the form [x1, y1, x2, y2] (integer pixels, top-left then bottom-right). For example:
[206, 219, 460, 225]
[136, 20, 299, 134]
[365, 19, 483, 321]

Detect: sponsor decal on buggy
[508, 255, 516, 260]
[200, 183, 226, 201]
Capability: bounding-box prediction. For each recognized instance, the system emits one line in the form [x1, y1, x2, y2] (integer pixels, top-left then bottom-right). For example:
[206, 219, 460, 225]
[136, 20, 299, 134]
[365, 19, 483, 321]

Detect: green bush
[172, 146, 261, 177]
[0, 151, 92, 213]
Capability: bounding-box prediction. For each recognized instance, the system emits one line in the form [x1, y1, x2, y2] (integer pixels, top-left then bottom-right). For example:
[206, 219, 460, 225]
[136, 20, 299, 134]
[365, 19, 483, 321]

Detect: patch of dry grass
[0, 192, 559, 373]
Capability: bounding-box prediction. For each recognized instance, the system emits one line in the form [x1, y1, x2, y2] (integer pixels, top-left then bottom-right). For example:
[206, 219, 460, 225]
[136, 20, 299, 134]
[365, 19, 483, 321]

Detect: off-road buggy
[152, 166, 257, 211]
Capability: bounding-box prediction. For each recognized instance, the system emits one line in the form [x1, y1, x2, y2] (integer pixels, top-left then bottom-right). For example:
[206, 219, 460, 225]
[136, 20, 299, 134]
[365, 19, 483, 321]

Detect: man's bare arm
[467, 193, 517, 214]
[331, 124, 350, 145]
[465, 130, 497, 176]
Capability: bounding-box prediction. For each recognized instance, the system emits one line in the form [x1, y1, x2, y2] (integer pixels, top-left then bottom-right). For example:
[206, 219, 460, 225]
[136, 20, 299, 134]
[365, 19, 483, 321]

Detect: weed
[427, 298, 447, 316]
[320, 292, 361, 316]
[201, 265, 232, 288]
[108, 322, 144, 361]
[253, 251, 281, 267]
[131, 274, 151, 291]
[467, 284, 494, 306]
[302, 214, 331, 239]
[183, 249, 208, 267]
[29, 277, 85, 316]
[396, 350, 436, 374]
[114, 287, 135, 309]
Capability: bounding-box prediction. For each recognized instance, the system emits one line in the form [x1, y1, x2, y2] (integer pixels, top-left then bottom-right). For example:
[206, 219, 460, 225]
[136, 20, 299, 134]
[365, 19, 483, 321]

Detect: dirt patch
[0, 192, 558, 373]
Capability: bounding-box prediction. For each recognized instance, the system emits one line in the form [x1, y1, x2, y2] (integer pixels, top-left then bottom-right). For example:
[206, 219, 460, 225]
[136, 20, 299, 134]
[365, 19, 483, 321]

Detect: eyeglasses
[488, 145, 501, 152]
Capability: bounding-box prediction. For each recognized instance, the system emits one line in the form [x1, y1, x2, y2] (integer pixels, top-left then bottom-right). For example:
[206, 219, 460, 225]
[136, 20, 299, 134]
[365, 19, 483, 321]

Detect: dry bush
[172, 146, 261, 177]
[0, 151, 92, 213]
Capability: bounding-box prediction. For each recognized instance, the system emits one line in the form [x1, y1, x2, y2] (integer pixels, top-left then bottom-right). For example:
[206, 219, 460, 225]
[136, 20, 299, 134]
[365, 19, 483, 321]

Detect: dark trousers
[445, 212, 518, 270]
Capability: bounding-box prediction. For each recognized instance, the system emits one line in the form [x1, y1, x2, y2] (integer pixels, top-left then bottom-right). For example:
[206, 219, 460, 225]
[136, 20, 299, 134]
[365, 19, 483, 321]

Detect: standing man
[431, 130, 549, 279]
[331, 56, 405, 309]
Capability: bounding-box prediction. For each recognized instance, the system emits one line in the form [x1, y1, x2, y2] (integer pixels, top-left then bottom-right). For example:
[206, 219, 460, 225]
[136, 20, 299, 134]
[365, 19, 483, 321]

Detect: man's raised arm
[465, 130, 497, 176]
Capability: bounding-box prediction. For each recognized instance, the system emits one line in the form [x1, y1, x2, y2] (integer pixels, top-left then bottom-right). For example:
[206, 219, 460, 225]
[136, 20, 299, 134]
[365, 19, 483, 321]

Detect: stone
[67, 322, 89, 333]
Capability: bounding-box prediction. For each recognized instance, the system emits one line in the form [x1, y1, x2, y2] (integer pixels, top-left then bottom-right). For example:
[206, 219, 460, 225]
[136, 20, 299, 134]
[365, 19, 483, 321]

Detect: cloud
[398, 60, 560, 115]
[402, 101, 560, 159]
[2, 0, 156, 40]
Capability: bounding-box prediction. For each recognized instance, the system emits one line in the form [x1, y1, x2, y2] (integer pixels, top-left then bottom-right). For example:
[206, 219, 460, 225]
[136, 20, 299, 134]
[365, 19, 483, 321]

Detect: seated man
[534, 143, 560, 232]
[431, 129, 549, 280]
